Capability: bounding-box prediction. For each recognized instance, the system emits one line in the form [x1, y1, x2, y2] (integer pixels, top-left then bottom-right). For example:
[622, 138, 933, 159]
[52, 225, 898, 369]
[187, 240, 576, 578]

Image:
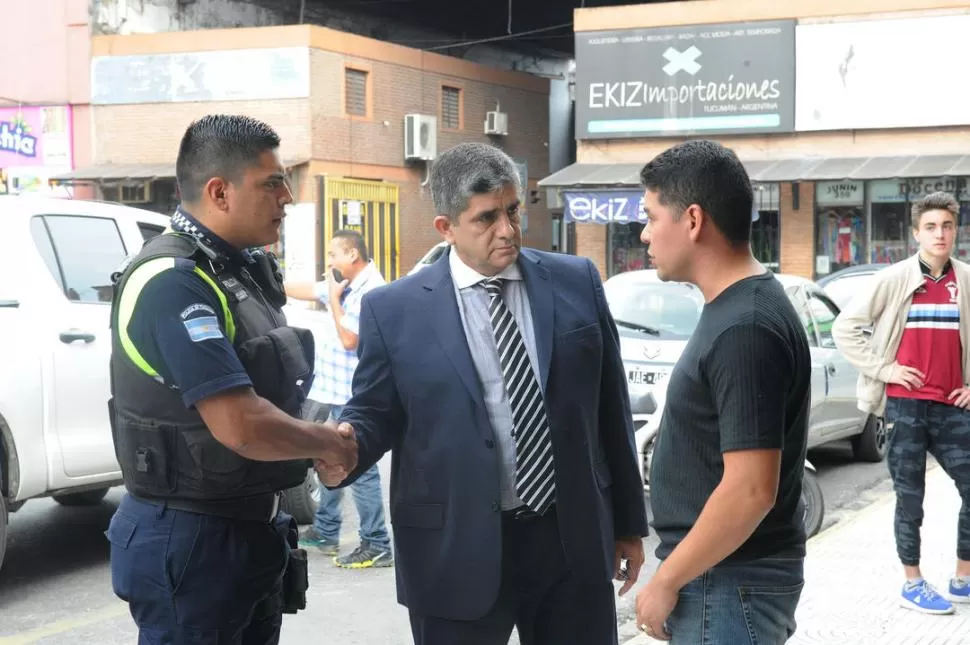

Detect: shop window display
[815, 181, 866, 276]
[817, 207, 865, 274]
[869, 202, 909, 263]
[868, 178, 970, 262]
[608, 222, 651, 276]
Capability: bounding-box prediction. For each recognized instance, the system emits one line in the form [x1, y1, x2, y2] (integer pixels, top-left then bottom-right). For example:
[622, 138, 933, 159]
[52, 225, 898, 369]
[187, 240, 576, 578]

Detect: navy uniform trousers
[106, 494, 292, 644]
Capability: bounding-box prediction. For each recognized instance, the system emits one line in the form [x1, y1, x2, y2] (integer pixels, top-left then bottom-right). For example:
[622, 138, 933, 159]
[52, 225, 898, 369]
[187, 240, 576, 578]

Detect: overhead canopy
[538, 163, 643, 188]
[51, 163, 175, 183]
[539, 154, 970, 187]
[50, 159, 311, 184]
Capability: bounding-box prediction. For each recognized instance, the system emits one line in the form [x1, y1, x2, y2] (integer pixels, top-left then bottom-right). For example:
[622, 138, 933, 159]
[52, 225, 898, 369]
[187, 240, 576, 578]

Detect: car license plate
[628, 368, 667, 386]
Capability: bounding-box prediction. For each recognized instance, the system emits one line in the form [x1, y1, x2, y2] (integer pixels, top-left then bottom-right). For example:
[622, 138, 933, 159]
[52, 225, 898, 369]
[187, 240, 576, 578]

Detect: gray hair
[429, 142, 521, 220]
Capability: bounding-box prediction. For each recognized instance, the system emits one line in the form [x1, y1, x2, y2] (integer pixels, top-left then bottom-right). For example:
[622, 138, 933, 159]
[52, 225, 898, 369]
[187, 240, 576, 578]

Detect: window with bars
[345, 68, 369, 117]
[441, 86, 462, 129]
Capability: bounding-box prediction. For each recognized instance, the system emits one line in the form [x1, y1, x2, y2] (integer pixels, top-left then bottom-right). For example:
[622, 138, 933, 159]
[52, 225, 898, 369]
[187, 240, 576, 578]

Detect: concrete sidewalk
[623, 465, 969, 645]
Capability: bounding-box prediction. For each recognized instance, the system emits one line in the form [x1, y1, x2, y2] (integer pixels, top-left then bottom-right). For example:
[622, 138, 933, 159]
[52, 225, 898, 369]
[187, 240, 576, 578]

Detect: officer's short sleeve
[124, 261, 252, 408]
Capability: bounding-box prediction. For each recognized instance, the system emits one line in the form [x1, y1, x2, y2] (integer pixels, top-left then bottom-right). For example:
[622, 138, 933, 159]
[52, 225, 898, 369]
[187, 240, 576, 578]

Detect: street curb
[808, 463, 940, 547]
[619, 467, 945, 644]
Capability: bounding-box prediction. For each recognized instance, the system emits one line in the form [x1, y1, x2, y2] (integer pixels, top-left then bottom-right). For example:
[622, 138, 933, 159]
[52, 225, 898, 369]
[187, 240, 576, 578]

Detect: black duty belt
[136, 492, 281, 523]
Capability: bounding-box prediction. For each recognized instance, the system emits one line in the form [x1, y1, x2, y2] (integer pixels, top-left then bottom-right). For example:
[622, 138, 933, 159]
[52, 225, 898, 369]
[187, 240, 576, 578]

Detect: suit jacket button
[491, 501, 500, 512]
[485, 439, 495, 449]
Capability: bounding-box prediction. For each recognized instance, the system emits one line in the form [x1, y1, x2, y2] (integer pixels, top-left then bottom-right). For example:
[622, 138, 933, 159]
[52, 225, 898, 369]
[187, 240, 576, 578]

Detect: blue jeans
[308, 403, 390, 550]
[666, 556, 804, 645]
[106, 494, 290, 644]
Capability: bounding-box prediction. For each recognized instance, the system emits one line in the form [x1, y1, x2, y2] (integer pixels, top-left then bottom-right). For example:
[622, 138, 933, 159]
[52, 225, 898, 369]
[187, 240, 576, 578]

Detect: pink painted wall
[0, 0, 90, 105]
[0, 0, 92, 196]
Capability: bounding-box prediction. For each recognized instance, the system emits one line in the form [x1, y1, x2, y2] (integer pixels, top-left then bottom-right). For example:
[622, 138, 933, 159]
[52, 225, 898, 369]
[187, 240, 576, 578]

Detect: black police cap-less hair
[175, 114, 282, 203]
[639, 139, 754, 246]
[332, 229, 370, 263]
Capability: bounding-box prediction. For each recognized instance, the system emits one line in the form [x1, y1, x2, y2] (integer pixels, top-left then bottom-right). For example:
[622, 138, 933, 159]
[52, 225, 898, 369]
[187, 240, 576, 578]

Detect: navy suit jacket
[339, 247, 648, 621]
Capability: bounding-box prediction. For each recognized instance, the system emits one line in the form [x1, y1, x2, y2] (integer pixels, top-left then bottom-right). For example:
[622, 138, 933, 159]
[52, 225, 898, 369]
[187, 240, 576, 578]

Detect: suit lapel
[422, 254, 487, 407]
[519, 250, 554, 392]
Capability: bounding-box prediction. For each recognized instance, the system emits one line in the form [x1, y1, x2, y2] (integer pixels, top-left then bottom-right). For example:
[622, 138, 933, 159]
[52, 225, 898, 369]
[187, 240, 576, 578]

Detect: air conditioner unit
[404, 114, 437, 162]
[485, 111, 508, 136]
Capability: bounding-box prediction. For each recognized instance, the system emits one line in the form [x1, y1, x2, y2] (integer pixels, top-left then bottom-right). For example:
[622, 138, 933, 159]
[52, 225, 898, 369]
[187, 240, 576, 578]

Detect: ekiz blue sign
[563, 191, 647, 223]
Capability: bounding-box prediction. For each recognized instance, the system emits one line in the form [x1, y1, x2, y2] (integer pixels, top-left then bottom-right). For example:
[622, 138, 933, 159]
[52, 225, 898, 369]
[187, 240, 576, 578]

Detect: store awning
[537, 163, 643, 188]
[50, 159, 311, 184]
[540, 154, 970, 187]
[50, 163, 176, 183]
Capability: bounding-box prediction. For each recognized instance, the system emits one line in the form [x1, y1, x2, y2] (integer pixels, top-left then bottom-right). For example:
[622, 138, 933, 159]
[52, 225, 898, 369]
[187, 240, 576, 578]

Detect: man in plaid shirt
[286, 229, 393, 568]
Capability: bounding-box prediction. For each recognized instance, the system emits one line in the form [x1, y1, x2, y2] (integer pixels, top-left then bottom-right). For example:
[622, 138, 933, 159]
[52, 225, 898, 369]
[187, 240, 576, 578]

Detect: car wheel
[801, 469, 824, 539]
[0, 492, 7, 573]
[851, 414, 889, 463]
[281, 468, 321, 525]
[52, 487, 110, 506]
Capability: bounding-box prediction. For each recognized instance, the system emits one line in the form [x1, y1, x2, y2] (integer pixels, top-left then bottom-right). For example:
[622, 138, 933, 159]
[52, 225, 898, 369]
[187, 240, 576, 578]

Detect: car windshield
[823, 273, 876, 310]
[603, 278, 705, 340]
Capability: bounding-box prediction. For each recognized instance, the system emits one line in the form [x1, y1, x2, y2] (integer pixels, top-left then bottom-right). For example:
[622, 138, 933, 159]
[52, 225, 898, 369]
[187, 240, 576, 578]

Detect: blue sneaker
[297, 527, 339, 555]
[900, 579, 954, 614]
[949, 577, 970, 604]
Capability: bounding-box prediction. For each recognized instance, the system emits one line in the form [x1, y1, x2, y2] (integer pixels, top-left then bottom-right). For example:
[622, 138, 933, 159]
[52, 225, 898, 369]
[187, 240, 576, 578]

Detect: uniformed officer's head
[175, 114, 293, 249]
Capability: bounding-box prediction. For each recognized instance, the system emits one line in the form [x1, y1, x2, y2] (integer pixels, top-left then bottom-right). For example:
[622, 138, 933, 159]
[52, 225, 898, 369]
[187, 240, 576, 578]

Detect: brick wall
[305, 46, 552, 272]
[92, 100, 312, 164]
[575, 223, 608, 279]
[309, 49, 549, 178]
[780, 182, 815, 279]
[90, 31, 552, 278]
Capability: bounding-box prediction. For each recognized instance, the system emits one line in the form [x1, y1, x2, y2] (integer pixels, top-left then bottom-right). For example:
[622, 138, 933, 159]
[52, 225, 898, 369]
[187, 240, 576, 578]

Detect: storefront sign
[0, 106, 73, 196]
[796, 15, 970, 131]
[575, 20, 796, 139]
[816, 180, 864, 206]
[564, 191, 646, 223]
[91, 47, 311, 105]
[0, 106, 71, 169]
[869, 178, 970, 203]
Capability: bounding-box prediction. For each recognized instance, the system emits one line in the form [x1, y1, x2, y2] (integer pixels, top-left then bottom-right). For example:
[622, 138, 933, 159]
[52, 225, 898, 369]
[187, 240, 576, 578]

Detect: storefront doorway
[753, 182, 781, 271]
[815, 181, 866, 277]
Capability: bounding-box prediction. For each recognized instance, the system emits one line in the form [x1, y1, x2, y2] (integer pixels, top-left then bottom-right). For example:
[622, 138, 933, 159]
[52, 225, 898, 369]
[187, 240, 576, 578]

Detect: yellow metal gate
[318, 176, 400, 281]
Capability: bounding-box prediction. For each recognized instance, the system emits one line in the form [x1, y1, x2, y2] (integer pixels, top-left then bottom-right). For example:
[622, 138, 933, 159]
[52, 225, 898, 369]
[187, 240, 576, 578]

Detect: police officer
[104, 114, 357, 644]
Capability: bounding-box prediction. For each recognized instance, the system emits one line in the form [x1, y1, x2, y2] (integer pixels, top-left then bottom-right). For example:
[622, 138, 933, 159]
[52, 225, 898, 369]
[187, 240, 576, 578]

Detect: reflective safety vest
[108, 231, 314, 503]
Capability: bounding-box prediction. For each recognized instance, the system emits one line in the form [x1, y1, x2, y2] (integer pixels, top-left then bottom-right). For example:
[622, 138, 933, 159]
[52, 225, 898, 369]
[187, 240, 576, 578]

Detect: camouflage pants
[886, 397, 970, 566]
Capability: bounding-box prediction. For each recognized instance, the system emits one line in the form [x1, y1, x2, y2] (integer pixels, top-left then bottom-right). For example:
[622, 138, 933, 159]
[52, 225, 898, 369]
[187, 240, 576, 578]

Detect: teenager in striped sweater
[833, 191, 970, 615]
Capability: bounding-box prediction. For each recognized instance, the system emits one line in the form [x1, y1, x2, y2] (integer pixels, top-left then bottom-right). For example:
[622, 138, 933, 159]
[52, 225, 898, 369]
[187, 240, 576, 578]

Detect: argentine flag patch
[183, 315, 223, 342]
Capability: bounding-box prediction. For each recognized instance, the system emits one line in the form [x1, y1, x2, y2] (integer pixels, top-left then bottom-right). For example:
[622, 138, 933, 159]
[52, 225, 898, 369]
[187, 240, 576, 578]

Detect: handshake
[314, 420, 359, 486]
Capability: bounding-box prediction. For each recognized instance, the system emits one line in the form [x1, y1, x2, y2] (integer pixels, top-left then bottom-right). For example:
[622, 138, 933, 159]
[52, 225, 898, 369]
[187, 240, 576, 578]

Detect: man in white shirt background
[286, 229, 393, 569]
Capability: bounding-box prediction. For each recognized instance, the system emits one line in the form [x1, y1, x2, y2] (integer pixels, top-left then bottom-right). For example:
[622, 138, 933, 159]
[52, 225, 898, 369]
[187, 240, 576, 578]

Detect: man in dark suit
[320, 142, 648, 645]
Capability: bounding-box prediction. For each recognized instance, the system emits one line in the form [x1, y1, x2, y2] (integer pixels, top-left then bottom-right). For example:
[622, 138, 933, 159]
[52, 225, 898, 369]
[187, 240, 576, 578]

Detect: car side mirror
[631, 391, 657, 415]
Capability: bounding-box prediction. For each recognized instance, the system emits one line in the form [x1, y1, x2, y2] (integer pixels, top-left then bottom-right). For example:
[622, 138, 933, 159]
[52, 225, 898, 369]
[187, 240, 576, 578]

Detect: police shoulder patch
[180, 302, 221, 342]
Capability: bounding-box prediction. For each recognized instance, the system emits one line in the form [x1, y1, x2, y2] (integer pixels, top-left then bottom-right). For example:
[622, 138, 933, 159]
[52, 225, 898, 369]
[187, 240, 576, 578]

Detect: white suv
[0, 196, 172, 570]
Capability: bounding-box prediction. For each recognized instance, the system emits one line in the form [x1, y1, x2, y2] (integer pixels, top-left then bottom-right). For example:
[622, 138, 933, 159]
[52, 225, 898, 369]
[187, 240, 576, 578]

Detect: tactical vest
[108, 231, 313, 503]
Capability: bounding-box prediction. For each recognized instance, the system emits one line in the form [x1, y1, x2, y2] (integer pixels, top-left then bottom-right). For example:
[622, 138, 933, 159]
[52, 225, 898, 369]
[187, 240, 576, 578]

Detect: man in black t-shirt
[633, 140, 811, 645]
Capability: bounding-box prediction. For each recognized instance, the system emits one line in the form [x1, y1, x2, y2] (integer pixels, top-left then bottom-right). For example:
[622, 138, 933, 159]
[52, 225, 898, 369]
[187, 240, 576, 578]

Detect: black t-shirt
[651, 272, 811, 562]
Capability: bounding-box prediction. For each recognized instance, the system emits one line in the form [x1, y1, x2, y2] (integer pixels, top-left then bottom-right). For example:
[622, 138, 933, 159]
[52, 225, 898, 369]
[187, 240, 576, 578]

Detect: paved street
[0, 440, 892, 644]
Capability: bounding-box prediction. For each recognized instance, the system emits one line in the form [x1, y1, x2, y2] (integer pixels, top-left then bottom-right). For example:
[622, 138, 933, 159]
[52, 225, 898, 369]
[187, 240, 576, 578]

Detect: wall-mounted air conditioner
[404, 114, 437, 161]
[485, 111, 508, 136]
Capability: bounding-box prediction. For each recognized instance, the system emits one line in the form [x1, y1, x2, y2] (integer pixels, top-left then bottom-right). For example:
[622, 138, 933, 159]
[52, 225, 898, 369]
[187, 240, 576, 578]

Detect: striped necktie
[481, 277, 556, 514]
